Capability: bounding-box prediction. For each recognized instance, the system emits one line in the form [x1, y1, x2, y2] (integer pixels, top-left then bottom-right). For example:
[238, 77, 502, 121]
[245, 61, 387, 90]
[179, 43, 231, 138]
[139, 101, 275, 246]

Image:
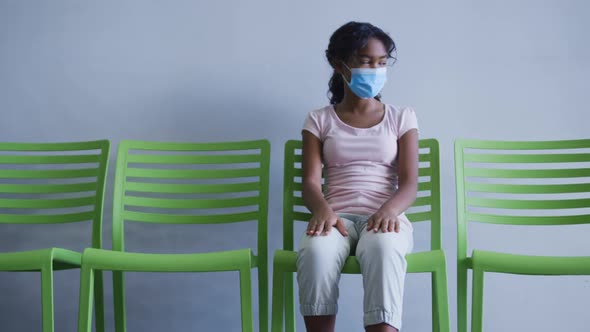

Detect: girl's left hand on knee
[367, 211, 400, 233]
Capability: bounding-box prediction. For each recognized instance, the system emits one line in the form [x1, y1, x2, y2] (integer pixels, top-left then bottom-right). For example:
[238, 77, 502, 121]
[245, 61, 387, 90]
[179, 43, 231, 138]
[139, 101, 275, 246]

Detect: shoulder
[386, 104, 417, 118]
[385, 104, 419, 137]
[306, 105, 333, 120]
[302, 105, 333, 139]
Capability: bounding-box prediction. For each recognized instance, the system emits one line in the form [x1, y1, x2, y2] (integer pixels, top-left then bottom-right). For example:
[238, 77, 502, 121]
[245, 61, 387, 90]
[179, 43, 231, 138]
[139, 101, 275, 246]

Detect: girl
[297, 21, 419, 332]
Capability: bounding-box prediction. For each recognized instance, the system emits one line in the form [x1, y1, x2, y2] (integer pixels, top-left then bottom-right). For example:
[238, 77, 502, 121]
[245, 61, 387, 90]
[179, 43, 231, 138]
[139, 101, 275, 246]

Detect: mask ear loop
[340, 61, 352, 85]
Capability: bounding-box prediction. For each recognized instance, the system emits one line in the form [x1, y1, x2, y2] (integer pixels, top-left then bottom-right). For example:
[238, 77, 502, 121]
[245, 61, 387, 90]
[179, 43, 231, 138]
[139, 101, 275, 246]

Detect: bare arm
[302, 130, 348, 236]
[367, 129, 419, 232]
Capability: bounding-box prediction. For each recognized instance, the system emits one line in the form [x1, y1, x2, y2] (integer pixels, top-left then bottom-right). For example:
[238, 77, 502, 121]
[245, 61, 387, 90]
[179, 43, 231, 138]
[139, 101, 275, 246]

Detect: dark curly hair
[325, 22, 397, 105]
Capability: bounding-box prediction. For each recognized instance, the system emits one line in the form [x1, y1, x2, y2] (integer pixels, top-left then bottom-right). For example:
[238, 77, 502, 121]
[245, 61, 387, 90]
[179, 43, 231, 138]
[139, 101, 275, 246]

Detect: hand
[306, 209, 349, 237]
[367, 209, 400, 233]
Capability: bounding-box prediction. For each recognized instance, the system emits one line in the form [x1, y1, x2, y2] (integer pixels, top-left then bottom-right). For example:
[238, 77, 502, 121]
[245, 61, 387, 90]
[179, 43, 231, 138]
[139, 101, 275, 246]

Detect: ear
[329, 58, 345, 75]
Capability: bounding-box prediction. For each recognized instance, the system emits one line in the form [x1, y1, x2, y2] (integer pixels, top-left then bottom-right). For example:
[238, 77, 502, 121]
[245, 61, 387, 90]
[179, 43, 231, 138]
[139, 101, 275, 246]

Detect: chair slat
[0, 196, 96, 209]
[405, 211, 433, 222]
[464, 153, 590, 163]
[466, 212, 590, 225]
[293, 211, 312, 222]
[457, 139, 590, 150]
[126, 167, 260, 179]
[465, 168, 590, 178]
[0, 141, 108, 151]
[467, 197, 590, 210]
[0, 154, 100, 164]
[413, 196, 432, 207]
[127, 154, 261, 164]
[121, 139, 265, 151]
[0, 182, 97, 194]
[465, 182, 590, 194]
[124, 196, 260, 209]
[122, 210, 260, 224]
[0, 211, 96, 224]
[0, 168, 99, 179]
[125, 181, 260, 194]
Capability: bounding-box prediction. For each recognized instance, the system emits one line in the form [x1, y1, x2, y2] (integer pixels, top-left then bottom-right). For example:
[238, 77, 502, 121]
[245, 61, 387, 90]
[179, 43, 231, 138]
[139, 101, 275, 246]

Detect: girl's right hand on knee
[307, 210, 349, 237]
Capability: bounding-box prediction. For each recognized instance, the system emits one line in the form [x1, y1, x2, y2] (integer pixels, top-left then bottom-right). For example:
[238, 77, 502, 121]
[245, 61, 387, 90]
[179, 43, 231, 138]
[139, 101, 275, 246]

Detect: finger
[372, 218, 381, 233]
[381, 218, 388, 233]
[394, 220, 400, 233]
[306, 221, 316, 235]
[313, 220, 325, 236]
[323, 221, 333, 236]
[335, 218, 349, 237]
[388, 219, 394, 232]
[366, 216, 374, 231]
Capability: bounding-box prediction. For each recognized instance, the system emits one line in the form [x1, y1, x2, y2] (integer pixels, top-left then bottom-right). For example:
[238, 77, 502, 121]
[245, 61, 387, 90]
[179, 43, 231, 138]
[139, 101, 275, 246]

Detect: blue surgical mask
[341, 63, 388, 99]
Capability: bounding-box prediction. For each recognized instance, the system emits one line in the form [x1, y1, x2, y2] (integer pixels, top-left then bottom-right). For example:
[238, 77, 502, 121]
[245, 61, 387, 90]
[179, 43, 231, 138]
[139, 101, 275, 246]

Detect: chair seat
[82, 247, 257, 273]
[472, 249, 590, 275]
[0, 248, 81, 271]
[274, 249, 447, 274]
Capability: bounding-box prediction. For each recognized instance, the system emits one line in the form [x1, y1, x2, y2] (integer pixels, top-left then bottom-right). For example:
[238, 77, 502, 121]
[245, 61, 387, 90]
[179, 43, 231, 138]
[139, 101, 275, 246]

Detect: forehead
[356, 38, 388, 57]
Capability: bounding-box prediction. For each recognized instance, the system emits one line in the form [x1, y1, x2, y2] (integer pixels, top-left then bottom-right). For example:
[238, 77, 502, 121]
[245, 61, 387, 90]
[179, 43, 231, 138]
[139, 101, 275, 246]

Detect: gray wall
[1, 0, 589, 331]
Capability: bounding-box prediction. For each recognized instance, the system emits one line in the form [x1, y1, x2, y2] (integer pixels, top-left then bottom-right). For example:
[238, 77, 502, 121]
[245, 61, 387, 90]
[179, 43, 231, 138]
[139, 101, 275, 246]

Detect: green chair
[0, 140, 110, 332]
[77, 139, 270, 332]
[271, 139, 450, 332]
[455, 138, 590, 332]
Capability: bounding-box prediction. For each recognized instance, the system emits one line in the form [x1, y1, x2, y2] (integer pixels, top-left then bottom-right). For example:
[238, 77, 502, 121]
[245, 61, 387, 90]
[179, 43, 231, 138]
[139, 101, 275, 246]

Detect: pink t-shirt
[302, 104, 419, 227]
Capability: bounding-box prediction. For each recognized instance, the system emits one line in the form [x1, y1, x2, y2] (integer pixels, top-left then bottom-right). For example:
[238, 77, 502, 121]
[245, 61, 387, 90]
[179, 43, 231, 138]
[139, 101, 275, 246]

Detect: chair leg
[239, 268, 254, 332]
[433, 268, 451, 332]
[432, 276, 439, 332]
[259, 264, 269, 332]
[77, 265, 95, 332]
[457, 265, 468, 332]
[113, 270, 127, 332]
[285, 272, 295, 332]
[271, 265, 285, 332]
[93, 270, 105, 332]
[41, 265, 55, 332]
[471, 268, 484, 332]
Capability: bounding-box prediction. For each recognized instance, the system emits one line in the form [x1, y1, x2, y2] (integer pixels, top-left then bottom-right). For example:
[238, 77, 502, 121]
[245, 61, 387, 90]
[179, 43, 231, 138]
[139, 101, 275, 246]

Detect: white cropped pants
[296, 213, 413, 330]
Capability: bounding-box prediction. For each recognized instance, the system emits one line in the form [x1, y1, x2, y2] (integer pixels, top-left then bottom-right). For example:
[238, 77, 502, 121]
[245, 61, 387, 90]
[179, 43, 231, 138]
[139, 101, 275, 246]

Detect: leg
[41, 265, 55, 332]
[297, 218, 357, 332]
[433, 265, 451, 332]
[258, 258, 268, 332]
[239, 267, 254, 332]
[304, 315, 336, 332]
[271, 258, 286, 332]
[356, 222, 412, 331]
[365, 323, 398, 332]
[93, 269, 106, 332]
[471, 267, 485, 332]
[457, 263, 468, 332]
[113, 270, 126, 332]
[285, 272, 295, 332]
[78, 265, 95, 332]
[432, 275, 439, 332]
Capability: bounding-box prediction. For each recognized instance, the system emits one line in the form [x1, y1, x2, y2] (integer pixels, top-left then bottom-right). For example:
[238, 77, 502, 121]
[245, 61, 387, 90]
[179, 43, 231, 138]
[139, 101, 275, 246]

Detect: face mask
[341, 63, 388, 99]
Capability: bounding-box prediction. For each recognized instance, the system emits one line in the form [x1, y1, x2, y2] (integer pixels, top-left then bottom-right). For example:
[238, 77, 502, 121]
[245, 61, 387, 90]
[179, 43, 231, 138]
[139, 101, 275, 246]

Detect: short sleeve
[397, 107, 419, 138]
[302, 111, 322, 140]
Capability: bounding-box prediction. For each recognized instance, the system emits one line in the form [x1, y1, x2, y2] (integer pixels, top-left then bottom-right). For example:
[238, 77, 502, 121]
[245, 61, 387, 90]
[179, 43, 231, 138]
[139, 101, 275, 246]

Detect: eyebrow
[357, 54, 389, 59]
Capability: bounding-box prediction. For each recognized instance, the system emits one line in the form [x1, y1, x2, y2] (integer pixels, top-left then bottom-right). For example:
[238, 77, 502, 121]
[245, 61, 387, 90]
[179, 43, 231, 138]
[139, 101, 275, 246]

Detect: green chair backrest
[455, 138, 590, 261]
[111, 139, 270, 258]
[283, 139, 441, 251]
[0, 140, 110, 249]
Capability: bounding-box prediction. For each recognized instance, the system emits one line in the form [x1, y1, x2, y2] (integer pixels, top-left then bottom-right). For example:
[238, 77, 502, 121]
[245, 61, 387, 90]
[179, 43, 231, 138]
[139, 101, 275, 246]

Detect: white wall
[0, 0, 589, 331]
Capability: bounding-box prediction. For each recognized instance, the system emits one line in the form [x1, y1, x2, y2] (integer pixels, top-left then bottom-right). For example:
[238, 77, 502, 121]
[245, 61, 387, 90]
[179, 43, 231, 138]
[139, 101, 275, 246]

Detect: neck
[338, 91, 381, 114]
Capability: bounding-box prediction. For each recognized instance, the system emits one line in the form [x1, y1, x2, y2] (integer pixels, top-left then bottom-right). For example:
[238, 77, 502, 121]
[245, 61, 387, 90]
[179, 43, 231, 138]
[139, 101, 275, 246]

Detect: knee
[357, 233, 408, 261]
[297, 234, 348, 272]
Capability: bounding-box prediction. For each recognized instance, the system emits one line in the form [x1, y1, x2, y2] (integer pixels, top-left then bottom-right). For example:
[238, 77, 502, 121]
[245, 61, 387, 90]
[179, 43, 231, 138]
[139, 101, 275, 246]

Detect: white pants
[296, 213, 413, 330]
